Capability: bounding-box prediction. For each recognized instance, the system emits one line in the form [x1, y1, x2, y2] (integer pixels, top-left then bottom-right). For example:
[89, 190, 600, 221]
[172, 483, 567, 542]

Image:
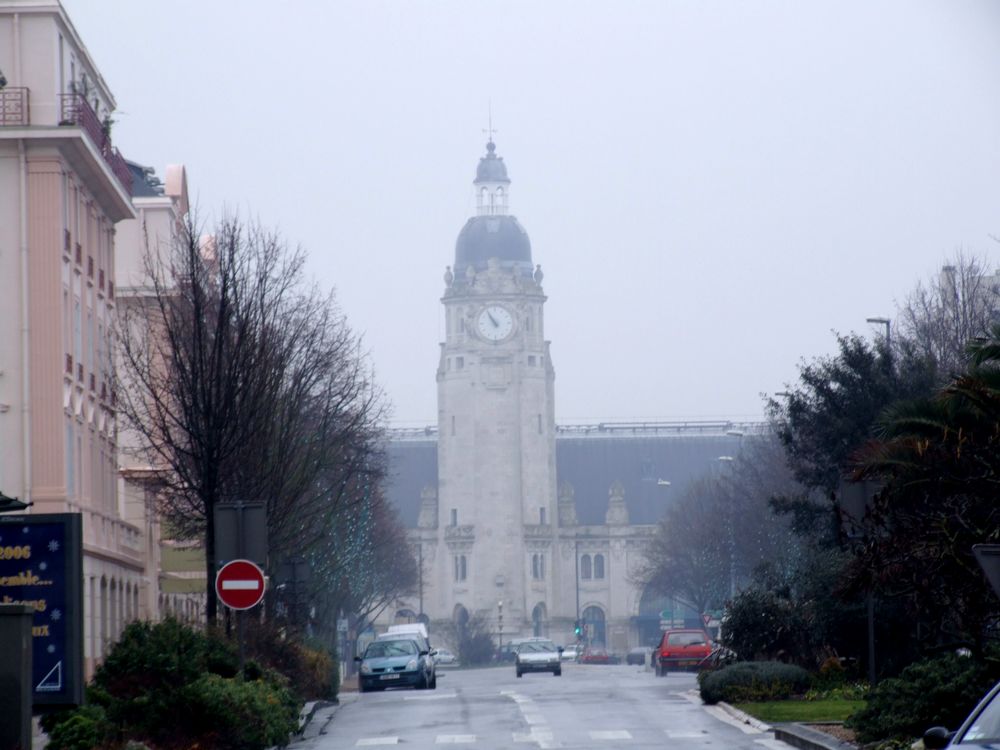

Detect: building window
[594, 553, 605, 580]
[528, 355, 536, 366]
[454, 555, 467, 582]
[532, 553, 545, 580]
[537, 414, 543, 434]
[451, 415, 456, 436]
[581, 554, 592, 580]
[539, 507, 546, 525]
[456, 356, 464, 370]
[450, 508, 458, 526]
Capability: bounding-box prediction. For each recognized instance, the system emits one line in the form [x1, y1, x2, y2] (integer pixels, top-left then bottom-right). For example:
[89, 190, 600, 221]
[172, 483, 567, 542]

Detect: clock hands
[488, 311, 499, 327]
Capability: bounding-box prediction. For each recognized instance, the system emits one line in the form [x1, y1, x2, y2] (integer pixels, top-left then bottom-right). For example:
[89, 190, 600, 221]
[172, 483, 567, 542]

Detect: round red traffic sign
[215, 559, 266, 610]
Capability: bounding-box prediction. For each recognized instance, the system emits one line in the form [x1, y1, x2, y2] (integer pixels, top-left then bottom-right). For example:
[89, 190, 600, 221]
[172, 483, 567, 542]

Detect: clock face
[477, 305, 514, 341]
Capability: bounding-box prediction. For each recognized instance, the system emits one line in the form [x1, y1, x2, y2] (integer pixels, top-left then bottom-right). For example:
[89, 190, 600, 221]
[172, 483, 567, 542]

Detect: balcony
[59, 93, 131, 196]
[0, 88, 29, 127]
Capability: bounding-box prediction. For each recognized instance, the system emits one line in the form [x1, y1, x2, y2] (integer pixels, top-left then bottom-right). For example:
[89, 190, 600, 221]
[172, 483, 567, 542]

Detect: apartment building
[0, 0, 158, 677]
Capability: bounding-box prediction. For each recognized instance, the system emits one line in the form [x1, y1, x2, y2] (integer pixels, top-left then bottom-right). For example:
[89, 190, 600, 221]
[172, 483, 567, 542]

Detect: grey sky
[64, 0, 1000, 425]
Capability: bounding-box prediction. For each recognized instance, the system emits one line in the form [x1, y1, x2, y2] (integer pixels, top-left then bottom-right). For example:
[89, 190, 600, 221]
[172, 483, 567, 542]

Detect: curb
[718, 701, 772, 732]
[771, 723, 857, 750]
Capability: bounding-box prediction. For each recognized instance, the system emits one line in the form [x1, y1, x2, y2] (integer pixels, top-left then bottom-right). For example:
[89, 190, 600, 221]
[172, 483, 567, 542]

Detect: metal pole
[574, 538, 580, 631]
[867, 592, 876, 685]
[238, 609, 246, 679]
[418, 543, 423, 616]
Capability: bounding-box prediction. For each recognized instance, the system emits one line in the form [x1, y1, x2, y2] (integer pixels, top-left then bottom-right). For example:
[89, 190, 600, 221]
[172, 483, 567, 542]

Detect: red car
[654, 629, 712, 675]
[580, 647, 610, 664]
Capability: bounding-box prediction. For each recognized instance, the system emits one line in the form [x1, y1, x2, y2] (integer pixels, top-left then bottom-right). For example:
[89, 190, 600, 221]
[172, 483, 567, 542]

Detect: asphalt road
[294, 662, 797, 750]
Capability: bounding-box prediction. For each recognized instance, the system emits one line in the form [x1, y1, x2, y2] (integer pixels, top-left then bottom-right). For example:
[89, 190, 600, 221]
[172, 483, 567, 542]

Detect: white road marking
[523, 712, 546, 725]
[404, 692, 457, 700]
[356, 739, 399, 746]
[436, 735, 476, 744]
[589, 730, 633, 740]
[704, 705, 764, 734]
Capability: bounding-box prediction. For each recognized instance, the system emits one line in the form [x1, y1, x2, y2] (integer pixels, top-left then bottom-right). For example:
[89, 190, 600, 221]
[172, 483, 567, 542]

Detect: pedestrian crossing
[352, 729, 786, 746]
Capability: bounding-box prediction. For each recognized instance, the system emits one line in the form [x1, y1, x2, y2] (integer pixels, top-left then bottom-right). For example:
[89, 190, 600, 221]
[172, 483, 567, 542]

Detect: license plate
[379, 673, 400, 680]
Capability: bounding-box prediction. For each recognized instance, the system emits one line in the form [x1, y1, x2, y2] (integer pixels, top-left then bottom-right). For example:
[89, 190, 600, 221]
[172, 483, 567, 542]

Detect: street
[295, 663, 795, 749]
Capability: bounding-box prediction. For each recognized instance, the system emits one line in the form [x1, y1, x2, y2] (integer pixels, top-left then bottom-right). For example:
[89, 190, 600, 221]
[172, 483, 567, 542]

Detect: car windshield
[364, 640, 417, 658]
[667, 632, 707, 646]
[959, 688, 1000, 744]
[518, 641, 557, 653]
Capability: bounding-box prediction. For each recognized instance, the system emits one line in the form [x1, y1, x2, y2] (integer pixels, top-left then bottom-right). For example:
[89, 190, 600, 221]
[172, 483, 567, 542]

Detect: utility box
[0, 603, 34, 750]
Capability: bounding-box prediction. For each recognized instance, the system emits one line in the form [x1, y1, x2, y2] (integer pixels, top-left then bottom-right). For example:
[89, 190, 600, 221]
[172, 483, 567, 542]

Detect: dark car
[654, 629, 712, 675]
[355, 638, 436, 692]
[924, 680, 1000, 749]
[626, 647, 650, 666]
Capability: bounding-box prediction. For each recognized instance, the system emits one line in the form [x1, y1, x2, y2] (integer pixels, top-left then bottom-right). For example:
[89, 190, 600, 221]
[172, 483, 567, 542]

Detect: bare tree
[896, 250, 1000, 377]
[117, 214, 397, 623]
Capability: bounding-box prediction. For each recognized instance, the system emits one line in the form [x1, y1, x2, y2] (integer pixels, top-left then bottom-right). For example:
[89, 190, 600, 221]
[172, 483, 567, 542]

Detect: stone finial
[417, 484, 438, 529]
[533, 264, 544, 284]
[605, 480, 629, 526]
[444, 265, 454, 286]
[558, 481, 577, 527]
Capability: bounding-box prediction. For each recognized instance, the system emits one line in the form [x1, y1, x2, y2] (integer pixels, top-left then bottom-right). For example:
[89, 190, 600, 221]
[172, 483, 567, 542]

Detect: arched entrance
[636, 585, 701, 647]
[395, 608, 417, 624]
[581, 605, 606, 647]
[453, 603, 469, 629]
[531, 603, 547, 637]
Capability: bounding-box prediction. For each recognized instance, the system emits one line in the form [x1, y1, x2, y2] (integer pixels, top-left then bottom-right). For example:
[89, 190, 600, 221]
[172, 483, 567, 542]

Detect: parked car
[560, 644, 580, 661]
[434, 648, 458, 665]
[515, 639, 563, 677]
[355, 638, 436, 692]
[626, 646, 651, 666]
[580, 647, 611, 664]
[924, 680, 1000, 749]
[654, 629, 713, 675]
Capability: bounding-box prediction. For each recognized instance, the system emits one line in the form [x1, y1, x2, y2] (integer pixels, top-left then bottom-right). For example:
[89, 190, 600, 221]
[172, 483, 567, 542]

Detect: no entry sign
[215, 559, 266, 610]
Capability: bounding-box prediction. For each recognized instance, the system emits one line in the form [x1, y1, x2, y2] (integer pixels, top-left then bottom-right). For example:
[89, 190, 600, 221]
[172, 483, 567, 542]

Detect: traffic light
[574, 620, 582, 637]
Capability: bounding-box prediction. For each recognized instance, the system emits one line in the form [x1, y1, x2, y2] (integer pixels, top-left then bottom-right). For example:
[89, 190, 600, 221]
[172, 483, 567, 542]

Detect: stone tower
[434, 140, 558, 635]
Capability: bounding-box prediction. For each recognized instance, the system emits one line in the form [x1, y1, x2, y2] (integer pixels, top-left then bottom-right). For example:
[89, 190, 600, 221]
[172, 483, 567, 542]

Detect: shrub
[699, 661, 812, 704]
[847, 651, 1000, 743]
[44, 705, 111, 750]
[41, 618, 305, 749]
[181, 673, 300, 750]
[722, 589, 809, 663]
[243, 622, 337, 701]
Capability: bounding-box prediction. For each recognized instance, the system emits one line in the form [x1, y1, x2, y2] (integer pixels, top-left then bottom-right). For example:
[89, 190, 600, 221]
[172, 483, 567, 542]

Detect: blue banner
[0, 514, 83, 707]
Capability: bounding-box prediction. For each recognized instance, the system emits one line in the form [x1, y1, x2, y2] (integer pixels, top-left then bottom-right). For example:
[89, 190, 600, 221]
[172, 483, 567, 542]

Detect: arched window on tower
[581, 554, 592, 580]
[594, 553, 605, 580]
[496, 186, 505, 213]
[480, 186, 488, 213]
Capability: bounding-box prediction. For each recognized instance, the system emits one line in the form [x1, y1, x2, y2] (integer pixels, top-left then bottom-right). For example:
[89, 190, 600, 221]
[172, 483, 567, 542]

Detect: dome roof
[475, 141, 510, 183]
[454, 215, 532, 277]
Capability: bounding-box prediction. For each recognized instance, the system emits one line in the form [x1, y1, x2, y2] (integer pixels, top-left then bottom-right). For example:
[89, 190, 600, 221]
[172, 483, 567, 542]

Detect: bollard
[0, 604, 34, 750]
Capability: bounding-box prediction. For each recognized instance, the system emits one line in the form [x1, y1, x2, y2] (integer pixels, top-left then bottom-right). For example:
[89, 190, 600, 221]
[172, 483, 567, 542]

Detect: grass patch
[734, 699, 865, 723]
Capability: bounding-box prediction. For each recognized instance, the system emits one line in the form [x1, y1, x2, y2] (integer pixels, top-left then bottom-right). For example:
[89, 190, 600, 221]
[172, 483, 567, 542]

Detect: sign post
[215, 559, 266, 676]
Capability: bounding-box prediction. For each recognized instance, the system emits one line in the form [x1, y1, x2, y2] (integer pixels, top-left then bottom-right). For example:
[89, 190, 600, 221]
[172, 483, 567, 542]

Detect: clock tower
[435, 140, 558, 635]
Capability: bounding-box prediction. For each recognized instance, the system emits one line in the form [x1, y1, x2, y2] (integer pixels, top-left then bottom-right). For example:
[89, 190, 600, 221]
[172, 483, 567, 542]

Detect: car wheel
[516, 669, 523, 678]
[554, 668, 561, 676]
[430, 674, 437, 689]
[359, 683, 369, 694]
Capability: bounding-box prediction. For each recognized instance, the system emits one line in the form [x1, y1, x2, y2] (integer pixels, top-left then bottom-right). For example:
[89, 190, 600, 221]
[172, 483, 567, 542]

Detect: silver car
[515, 640, 563, 677]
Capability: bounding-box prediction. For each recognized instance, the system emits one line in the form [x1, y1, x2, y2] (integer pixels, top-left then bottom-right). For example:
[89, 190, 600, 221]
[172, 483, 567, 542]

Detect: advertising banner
[0, 513, 84, 707]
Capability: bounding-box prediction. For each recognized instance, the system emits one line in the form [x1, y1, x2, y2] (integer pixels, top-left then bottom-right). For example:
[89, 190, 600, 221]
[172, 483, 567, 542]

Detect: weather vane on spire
[483, 101, 497, 145]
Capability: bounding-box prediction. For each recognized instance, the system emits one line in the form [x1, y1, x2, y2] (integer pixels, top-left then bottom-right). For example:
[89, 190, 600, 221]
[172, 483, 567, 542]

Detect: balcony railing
[0, 88, 29, 126]
[59, 93, 132, 196]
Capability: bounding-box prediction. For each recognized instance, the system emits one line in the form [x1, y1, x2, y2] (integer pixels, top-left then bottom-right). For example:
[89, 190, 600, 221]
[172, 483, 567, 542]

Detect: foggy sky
[63, 0, 1000, 426]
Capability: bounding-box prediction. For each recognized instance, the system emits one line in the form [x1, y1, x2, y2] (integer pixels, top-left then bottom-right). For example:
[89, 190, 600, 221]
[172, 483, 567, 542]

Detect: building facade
[0, 0, 162, 677]
[381, 141, 758, 653]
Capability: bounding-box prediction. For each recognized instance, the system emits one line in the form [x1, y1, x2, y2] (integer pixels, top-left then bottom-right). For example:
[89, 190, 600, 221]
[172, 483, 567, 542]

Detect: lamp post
[718, 456, 737, 598]
[497, 600, 503, 656]
[866, 317, 891, 349]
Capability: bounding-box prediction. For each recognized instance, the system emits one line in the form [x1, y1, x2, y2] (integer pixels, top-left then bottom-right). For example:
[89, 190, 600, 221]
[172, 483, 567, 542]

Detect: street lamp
[866, 317, 891, 349]
[497, 600, 503, 656]
[717, 456, 738, 598]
